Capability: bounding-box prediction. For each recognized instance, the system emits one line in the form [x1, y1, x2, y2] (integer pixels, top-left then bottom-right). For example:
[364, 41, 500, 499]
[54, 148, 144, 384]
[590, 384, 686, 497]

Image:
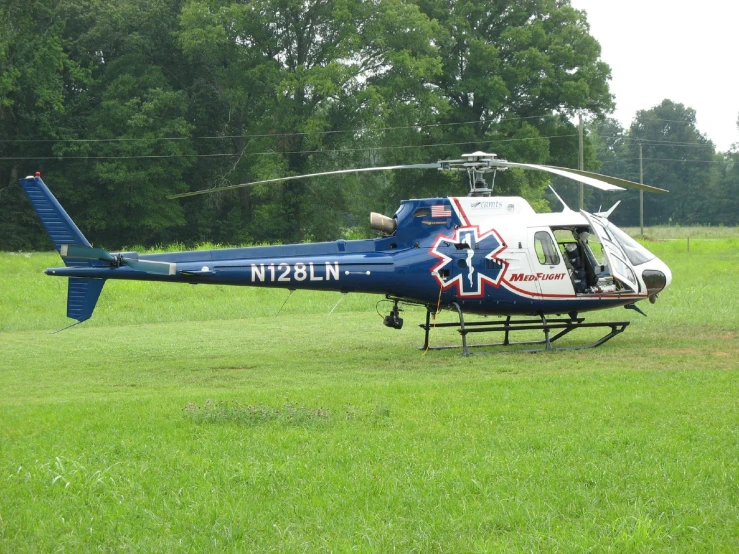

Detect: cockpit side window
[534, 231, 560, 265]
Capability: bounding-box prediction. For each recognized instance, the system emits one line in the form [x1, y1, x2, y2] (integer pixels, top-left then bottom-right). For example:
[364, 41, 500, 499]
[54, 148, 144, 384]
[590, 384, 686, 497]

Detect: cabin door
[528, 227, 572, 296]
[580, 211, 640, 293]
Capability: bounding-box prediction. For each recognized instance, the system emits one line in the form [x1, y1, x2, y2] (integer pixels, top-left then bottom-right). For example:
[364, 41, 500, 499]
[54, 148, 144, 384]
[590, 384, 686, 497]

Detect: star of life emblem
[429, 226, 508, 298]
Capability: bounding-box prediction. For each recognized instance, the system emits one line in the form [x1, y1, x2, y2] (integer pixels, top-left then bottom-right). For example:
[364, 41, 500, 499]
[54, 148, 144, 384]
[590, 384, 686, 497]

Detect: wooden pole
[578, 112, 584, 210]
[639, 143, 644, 238]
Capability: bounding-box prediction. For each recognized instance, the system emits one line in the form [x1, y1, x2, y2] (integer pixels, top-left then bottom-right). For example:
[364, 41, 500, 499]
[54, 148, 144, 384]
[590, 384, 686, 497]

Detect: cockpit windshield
[606, 223, 655, 266]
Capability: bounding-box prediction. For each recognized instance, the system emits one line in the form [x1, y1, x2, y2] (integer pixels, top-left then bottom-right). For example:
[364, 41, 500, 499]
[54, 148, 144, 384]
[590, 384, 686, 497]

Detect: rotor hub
[453, 153, 507, 196]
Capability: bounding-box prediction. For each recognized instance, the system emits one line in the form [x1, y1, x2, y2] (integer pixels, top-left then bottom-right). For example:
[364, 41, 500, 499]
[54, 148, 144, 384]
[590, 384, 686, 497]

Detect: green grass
[1, 239, 738, 551]
[623, 225, 739, 239]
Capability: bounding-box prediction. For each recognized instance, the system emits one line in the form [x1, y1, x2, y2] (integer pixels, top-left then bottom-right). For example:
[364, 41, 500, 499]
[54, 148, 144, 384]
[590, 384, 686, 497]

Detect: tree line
[1, 0, 736, 251]
[584, 102, 738, 229]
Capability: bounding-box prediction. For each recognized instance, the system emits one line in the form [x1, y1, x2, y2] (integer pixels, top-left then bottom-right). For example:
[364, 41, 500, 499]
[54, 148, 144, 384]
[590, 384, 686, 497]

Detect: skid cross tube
[420, 307, 630, 355]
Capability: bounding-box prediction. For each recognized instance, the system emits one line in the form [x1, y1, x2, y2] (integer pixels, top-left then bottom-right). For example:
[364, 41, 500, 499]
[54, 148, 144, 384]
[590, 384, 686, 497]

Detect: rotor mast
[439, 151, 508, 197]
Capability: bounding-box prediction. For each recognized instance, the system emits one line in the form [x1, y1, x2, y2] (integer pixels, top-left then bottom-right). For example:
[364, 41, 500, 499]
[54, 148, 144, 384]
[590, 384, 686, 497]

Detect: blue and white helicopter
[20, 152, 670, 353]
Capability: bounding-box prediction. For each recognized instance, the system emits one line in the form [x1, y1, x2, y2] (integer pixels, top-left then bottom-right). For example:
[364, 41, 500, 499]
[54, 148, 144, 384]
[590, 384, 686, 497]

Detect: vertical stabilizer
[19, 176, 107, 323]
[67, 278, 106, 322]
[19, 176, 91, 266]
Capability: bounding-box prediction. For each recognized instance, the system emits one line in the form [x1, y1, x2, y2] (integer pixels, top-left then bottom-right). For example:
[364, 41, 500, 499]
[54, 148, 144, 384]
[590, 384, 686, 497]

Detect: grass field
[623, 225, 739, 239]
[1, 237, 738, 551]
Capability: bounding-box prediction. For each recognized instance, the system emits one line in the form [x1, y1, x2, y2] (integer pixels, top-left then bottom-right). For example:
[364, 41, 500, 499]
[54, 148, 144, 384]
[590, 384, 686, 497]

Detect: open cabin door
[580, 211, 640, 293]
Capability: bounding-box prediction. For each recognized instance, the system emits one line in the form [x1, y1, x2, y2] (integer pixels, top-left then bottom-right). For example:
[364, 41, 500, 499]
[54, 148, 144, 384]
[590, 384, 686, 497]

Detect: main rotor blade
[167, 164, 441, 199]
[489, 160, 669, 193]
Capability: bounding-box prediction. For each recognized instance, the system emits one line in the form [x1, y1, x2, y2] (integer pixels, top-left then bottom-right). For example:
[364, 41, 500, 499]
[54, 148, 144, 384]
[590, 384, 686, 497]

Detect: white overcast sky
[569, 0, 739, 152]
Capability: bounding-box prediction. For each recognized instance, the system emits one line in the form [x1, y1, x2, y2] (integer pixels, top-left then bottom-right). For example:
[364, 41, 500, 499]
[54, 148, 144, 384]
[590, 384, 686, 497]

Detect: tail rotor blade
[122, 258, 176, 276]
[61, 244, 115, 262]
[62, 245, 176, 275]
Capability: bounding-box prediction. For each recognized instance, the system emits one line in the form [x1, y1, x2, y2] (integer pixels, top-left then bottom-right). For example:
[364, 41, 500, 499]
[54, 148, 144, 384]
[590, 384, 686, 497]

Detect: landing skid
[420, 303, 629, 355]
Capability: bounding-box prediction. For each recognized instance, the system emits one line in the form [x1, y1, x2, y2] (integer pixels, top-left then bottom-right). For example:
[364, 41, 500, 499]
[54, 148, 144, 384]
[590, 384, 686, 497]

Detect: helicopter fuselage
[45, 194, 672, 317]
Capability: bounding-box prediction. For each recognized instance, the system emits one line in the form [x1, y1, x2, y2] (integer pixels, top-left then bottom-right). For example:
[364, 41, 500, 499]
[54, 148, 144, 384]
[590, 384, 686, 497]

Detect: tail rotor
[61, 245, 176, 276]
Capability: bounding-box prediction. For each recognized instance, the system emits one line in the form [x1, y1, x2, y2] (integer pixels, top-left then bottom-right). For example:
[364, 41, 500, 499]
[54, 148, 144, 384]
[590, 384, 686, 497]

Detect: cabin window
[414, 208, 430, 218]
[534, 231, 560, 266]
[606, 222, 655, 266]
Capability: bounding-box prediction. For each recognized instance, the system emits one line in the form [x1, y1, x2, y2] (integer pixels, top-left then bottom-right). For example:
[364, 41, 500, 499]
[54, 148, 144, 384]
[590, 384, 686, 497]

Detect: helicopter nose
[661, 261, 672, 289]
[642, 258, 672, 302]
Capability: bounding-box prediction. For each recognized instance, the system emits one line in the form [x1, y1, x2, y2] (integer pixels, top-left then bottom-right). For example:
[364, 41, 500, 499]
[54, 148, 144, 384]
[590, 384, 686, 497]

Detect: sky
[569, 0, 739, 152]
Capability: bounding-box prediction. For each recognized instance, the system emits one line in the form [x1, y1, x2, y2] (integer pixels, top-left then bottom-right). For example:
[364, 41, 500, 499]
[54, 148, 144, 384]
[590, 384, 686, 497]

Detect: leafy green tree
[176, 0, 444, 243]
[57, 69, 194, 247]
[0, 0, 91, 249]
[622, 100, 715, 226]
[581, 117, 633, 216]
[408, 0, 613, 206]
[706, 152, 739, 226]
[49, 0, 196, 248]
[703, 115, 739, 225]
[1, 0, 619, 249]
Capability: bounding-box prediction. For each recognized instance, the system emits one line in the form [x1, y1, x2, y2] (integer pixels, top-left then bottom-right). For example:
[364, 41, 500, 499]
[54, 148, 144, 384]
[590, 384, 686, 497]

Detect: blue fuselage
[46, 230, 641, 316]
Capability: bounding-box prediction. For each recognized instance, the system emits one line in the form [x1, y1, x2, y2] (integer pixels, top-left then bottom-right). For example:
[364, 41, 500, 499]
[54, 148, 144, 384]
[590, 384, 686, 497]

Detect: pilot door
[528, 228, 571, 296]
[580, 211, 640, 293]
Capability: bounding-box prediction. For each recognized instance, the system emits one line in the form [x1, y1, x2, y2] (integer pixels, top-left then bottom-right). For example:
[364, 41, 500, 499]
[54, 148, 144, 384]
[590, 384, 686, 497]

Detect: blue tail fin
[19, 175, 107, 323]
[19, 176, 91, 264]
[67, 278, 106, 322]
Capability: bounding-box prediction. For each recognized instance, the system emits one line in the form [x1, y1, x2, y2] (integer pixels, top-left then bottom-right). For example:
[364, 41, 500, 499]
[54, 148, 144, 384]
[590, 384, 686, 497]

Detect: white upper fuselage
[444, 195, 671, 303]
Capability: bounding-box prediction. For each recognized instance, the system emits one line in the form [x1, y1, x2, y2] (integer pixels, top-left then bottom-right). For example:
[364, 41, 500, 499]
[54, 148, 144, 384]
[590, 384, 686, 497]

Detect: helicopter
[19, 151, 671, 353]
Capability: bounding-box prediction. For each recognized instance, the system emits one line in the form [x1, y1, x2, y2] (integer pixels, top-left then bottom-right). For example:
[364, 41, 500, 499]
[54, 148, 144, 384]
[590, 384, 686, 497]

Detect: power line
[634, 117, 707, 125]
[0, 113, 564, 145]
[6, 138, 722, 164]
[599, 135, 715, 149]
[3, 128, 717, 159]
[603, 157, 725, 165]
[0, 133, 578, 161]
[1, 153, 241, 161]
[3, 133, 724, 166]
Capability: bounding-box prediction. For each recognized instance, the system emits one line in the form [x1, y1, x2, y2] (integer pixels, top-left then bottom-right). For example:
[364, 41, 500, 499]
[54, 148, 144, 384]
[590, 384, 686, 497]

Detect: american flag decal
[430, 205, 452, 218]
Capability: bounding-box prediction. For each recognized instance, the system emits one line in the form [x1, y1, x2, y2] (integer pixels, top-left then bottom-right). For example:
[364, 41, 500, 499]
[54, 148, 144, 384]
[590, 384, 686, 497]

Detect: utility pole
[578, 112, 584, 210]
[639, 143, 644, 238]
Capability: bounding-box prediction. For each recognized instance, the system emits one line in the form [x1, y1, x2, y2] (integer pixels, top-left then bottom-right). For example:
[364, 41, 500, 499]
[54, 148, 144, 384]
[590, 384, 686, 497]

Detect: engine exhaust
[370, 212, 396, 235]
